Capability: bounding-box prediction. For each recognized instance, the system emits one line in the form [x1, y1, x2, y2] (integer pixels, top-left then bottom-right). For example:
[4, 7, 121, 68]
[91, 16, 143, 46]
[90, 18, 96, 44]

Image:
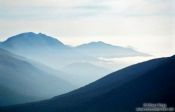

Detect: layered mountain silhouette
[0, 32, 149, 90]
[0, 48, 74, 106]
[1, 55, 174, 112]
[0, 32, 146, 69]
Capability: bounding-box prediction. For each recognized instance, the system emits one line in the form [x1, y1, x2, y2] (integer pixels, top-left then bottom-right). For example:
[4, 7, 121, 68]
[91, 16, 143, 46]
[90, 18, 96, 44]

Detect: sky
[0, 0, 174, 57]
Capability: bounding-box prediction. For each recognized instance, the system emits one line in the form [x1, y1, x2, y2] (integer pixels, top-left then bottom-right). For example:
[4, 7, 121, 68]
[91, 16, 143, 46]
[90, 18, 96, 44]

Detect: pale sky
[0, 0, 174, 57]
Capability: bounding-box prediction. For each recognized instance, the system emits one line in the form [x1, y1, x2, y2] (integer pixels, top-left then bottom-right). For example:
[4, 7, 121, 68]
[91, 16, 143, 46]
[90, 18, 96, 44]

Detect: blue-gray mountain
[75, 41, 148, 58]
[1, 55, 174, 112]
[0, 48, 74, 106]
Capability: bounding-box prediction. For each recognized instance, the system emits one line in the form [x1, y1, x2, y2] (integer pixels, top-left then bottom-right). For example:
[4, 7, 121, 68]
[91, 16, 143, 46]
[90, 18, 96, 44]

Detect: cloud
[0, 0, 174, 20]
[0, 0, 84, 8]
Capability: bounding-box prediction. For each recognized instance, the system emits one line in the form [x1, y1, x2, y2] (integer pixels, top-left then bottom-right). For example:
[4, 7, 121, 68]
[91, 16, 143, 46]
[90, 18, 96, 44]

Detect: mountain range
[0, 32, 147, 69]
[1, 55, 174, 112]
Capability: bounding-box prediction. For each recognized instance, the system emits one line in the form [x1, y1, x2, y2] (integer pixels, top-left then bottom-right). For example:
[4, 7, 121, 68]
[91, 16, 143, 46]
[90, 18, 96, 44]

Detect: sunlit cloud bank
[97, 56, 158, 71]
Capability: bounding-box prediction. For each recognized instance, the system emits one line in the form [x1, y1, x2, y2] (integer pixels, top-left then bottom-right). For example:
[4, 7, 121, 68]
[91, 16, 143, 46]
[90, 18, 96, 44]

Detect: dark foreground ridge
[1, 55, 175, 112]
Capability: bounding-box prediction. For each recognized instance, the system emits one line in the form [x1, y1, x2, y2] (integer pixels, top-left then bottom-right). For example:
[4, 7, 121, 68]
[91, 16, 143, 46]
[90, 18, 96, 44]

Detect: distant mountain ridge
[77, 41, 124, 48]
[1, 55, 174, 112]
[75, 41, 148, 57]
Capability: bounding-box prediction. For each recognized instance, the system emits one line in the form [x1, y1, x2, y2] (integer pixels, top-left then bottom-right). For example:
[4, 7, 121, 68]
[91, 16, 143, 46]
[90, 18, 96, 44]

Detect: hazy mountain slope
[61, 62, 111, 86]
[0, 48, 74, 106]
[2, 55, 174, 112]
[0, 85, 38, 106]
[75, 41, 148, 58]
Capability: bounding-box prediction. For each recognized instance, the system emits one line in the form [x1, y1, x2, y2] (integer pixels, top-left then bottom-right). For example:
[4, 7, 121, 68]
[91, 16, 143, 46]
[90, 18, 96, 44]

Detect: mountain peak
[77, 41, 116, 48]
[2, 32, 66, 49]
[90, 41, 106, 44]
[5, 32, 59, 42]
[12, 32, 42, 38]
[85, 41, 110, 45]
[76, 41, 126, 50]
